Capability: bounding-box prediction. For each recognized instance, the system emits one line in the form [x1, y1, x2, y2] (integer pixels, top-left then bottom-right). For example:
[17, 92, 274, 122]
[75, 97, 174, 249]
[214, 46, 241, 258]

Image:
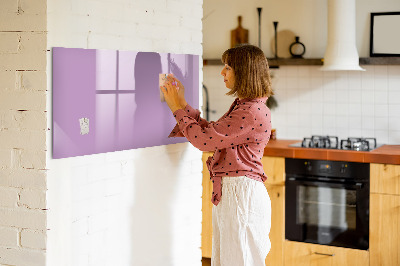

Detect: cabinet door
[262, 156, 285, 185]
[370, 163, 400, 196]
[284, 241, 369, 266]
[370, 193, 400, 266]
[202, 152, 213, 258]
[264, 184, 284, 266]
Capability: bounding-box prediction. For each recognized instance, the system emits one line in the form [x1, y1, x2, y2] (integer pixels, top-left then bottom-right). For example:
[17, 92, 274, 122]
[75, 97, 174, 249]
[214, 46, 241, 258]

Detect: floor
[202, 257, 211, 266]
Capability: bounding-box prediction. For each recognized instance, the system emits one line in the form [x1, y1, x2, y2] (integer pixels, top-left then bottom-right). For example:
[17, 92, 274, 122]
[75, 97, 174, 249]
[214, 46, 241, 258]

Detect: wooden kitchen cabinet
[370, 163, 400, 266]
[264, 184, 285, 266]
[284, 241, 369, 266]
[201, 154, 286, 266]
[370, 163, 400, 195]
[202, 152, 213, 258]
[370, 193, 400, 266]
[261, 156, 285, 186]
[262, 156, 285, 266]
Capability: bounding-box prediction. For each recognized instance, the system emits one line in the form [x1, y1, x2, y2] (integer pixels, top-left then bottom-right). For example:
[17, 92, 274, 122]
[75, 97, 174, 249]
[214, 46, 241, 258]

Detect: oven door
[285, 177, 369, 250]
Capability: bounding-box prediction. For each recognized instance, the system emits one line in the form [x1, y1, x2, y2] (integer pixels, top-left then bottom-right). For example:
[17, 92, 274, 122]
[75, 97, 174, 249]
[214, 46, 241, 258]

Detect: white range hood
[320, 0, 365, 71]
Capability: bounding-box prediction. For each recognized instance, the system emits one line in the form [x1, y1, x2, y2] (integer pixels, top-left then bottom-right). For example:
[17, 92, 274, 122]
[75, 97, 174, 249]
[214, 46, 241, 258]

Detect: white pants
[212, 176, 271, 266]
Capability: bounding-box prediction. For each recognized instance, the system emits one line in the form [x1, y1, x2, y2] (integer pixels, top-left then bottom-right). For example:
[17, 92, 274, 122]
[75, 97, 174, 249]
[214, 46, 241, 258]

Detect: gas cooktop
[289, 135, 383, 151]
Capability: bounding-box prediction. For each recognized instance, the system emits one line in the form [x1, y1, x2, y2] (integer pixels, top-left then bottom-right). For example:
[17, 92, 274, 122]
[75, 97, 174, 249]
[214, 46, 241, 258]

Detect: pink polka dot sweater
[169, 97, 272, 206]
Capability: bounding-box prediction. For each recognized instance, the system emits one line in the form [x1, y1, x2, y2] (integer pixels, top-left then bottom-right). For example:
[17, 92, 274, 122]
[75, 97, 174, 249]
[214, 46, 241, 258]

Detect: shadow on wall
[132, 52, 170, 148]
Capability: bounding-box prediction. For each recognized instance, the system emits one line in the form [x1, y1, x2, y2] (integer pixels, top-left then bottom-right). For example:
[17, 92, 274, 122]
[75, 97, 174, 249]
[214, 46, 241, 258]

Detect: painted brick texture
[21, 229, 47, 250]
[0, 0, 47, 32]
[0, 227, 19, 247]
[0, 0, 48, 265]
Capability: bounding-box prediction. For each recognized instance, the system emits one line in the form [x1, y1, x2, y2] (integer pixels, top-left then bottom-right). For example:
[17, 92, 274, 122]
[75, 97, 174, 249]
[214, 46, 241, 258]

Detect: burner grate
[296, 136, 378, 151]
[301, 135, 339, 149]
[340, 137, 377, 151]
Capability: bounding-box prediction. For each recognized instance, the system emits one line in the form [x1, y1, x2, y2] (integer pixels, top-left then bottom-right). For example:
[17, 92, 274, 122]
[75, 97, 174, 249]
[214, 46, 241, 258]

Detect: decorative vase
[289, 36, 306, 58]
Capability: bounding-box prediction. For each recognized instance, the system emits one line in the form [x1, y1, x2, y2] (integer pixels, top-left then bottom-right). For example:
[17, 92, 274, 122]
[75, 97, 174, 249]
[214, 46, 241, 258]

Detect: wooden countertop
[263, 139, 400, 165]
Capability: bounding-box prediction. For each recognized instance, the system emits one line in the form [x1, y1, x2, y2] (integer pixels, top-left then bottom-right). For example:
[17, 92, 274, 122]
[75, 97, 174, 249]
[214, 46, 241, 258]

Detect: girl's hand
[161, 79, 183, 113]
[168, 76, 187, 108]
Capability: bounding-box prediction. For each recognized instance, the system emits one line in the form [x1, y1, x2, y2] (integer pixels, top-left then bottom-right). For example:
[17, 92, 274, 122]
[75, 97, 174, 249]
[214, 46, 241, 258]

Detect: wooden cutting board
[231, 16, 249, 48]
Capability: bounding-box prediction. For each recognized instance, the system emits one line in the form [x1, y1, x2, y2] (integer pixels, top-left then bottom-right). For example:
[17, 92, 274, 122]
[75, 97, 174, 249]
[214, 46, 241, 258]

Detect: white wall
[46, 0, 203, 266]
[203, 0, 400, 145]
[203, 0, 326, 59]
[0, 0, 48, 265]
[203, 0, 400, 58]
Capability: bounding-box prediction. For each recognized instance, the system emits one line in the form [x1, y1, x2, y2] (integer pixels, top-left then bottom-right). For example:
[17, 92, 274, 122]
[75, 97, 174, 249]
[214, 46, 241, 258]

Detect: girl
[161, 44, 273, 266]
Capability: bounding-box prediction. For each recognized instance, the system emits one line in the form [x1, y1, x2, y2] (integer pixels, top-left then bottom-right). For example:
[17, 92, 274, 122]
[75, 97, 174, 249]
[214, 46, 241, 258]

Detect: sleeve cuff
[184, 104, 200, 119]
[168, 109, 187, 138]
[173, 108, 187, 121]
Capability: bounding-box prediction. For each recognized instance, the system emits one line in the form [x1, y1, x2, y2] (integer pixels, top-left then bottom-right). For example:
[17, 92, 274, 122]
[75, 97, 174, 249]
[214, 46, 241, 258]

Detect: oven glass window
[297, 186, 356, 230]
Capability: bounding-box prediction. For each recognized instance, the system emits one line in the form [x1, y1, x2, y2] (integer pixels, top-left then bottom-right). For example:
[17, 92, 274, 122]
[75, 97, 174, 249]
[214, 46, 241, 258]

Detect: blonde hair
[221, 44, 273, 99]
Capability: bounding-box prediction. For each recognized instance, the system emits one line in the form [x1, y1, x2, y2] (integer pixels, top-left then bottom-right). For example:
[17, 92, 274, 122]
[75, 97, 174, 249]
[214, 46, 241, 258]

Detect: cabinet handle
[314, 252, 335, 257]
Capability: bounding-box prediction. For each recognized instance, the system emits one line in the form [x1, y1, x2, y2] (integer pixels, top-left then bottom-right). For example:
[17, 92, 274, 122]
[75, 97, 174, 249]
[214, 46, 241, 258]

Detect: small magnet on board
[79, 118, 89, 135]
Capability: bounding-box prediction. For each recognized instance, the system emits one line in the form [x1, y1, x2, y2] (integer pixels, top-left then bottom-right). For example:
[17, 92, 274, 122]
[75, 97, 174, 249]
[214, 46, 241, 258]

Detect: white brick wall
[0, 0, 48, 265]
[0, 187, 19, 208]
[0, 227, 19, 247]
[46, 1, 203, 266]
[21, 229, 47, 250]
[0, 248, 46, 266]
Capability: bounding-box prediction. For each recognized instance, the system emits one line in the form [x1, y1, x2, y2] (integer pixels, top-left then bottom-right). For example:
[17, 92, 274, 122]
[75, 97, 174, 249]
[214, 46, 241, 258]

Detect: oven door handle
[287, 177, 364, 189]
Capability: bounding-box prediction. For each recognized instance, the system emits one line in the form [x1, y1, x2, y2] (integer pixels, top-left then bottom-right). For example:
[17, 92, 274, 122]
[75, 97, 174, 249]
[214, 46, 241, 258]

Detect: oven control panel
[286, 158, 369, 180]
[318, 162, 332, 173]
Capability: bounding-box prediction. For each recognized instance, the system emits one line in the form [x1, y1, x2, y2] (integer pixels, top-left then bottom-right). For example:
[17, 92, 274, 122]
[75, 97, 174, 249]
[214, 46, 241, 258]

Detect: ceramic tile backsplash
[203, 65, 400, 145]
[273, 65, 400, 144]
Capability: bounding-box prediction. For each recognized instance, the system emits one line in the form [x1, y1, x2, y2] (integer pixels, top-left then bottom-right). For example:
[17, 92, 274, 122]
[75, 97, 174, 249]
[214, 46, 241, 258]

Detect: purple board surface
[52, 47, 199, 159]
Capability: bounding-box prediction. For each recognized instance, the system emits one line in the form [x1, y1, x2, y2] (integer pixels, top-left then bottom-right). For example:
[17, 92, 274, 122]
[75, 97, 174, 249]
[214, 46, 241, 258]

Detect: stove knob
[305, 162, 312, 171]
[340, 164, 347, 174]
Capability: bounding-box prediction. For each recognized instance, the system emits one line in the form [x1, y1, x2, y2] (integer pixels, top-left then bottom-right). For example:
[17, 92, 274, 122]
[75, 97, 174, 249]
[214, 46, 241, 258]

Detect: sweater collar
[235, 97, 268, 105]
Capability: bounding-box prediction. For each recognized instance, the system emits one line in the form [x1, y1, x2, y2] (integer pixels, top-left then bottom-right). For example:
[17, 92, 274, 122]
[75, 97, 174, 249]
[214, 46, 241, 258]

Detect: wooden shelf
[203, 57, 400, 67]
[202, 59, 223, 66]
[268, 58, 323, 67]
[359, 57, 400, 65]
[203, 58, 323, 67]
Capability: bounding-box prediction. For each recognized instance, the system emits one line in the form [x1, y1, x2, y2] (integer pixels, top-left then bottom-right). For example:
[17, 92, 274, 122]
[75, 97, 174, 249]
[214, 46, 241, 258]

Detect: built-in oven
[285, 158, 370, 250]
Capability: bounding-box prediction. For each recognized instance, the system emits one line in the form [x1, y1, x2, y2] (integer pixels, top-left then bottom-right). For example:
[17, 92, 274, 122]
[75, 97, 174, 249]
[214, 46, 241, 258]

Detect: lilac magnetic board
[52, 47, 199, 159]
